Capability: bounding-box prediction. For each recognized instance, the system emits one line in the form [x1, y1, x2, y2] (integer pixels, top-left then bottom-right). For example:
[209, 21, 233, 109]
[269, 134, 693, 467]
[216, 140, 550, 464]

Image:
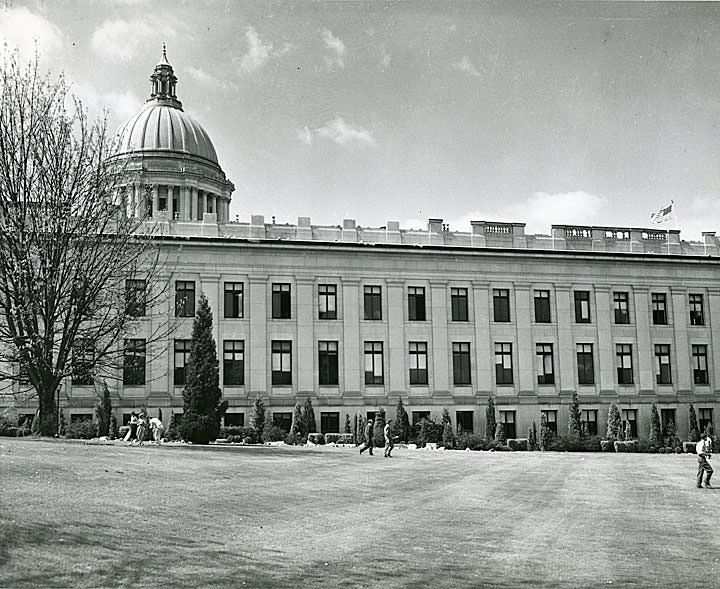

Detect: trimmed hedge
[325, 433, 353, 444]
[683, 442, 696, 454]
[507, 438, 528, 451]
[614, 440, 638, 453]
[65, 420, 97, 440]
[601, 440, 615, 452]
[307, 432, 325, 445]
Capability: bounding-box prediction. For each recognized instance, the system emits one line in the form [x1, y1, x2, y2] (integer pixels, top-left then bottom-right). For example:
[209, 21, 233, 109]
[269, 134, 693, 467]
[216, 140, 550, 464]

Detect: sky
[1, 0, 720, 240]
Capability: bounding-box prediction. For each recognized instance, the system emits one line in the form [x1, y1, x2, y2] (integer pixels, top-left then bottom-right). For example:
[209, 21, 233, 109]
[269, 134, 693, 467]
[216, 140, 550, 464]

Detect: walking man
[359, 418, 374, 455]
[384, 420, 394, 458]
[696, 432, 713, 488]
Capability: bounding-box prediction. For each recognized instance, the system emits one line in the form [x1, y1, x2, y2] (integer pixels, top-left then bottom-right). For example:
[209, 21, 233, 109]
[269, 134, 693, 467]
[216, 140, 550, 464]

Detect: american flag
[650, 202, 674, 224]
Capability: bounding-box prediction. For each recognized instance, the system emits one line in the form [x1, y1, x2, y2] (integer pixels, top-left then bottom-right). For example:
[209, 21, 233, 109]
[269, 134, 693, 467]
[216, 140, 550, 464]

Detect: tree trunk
[38, 386, 58, 436]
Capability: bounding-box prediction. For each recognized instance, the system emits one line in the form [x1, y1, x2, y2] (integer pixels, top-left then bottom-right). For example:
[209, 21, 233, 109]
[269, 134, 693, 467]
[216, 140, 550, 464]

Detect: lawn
[1, 439, 719, 588]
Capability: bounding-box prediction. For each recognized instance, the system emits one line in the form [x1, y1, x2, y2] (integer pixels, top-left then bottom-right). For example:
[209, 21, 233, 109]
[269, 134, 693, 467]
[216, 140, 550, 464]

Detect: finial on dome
[158, 43, 170, 66]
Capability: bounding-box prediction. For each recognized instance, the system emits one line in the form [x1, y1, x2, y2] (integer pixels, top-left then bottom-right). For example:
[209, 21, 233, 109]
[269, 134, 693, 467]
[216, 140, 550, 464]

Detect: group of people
[123, 409, 165, 445]
[358, 418, 396, 458]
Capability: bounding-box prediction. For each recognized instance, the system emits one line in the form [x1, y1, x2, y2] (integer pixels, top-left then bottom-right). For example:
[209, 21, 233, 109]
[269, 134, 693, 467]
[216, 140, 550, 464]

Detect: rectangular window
[616, 344, 633, 385]
[364, 341, 384, 385]
[271, 340, 292, 385]
[581, 410, 598, 436]
[174, 339, 191, 386]
[574, 291, 591, 323]
[223, 340, 244, 386]
[272, 283, 291, 319]
[536, 343, 554, 385]
[534, 290, 551, 323]
[690, 294, 705, 326]
[541, 410, 558, 434]
[273, 412, 292, 432]
[123, 339, 146, 386]
[318, 284, 337, 320]
[224, 413, 244, 426]
[408, 287, 426, 321]
[500, 410, 516, 439]
[318, 341, 339, 386]
[692, 344, 709, 385]
[576, 343, 595, 385]
[452, 342, 471, 385]
[652, 293, 667, 325]
[408, 342, 428, 385]
[72, 339, 94, 385]
[613, 292, 630, 324]
[224, 282, 244, 319]
[456, 411, 473, 434]
[451, 287, 468, 321]
[364, 286, 382, 320]
[699, 408, 713, 435]
[622, 409, 638, 438]
[495, 343, 513, 385]
[493, 289, 510, 322]
[320, 412, 340, 434]
[175, 280, 196, 317]
[125, 279, 146, 317]
[412, 411, 430, 426]
[660, 408, 676, 433]
[654, 344, 672, 385]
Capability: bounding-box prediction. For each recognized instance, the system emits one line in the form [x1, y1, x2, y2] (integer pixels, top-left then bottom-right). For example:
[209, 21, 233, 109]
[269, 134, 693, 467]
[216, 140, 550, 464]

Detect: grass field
[1, 439, 719, 588]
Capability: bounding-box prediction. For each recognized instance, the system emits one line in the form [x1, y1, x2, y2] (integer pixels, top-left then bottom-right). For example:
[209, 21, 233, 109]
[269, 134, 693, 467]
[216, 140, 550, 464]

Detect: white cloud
[322, 29, 346, 69]
[91, 19, 175, 63]
[301, 117, 375, 147]
[71, 79, 141, 129]
[0, 6, 64, 61]
[239, 27, 273, 73]
[452, 55, 481, 78]
[446, 191, 613, 235]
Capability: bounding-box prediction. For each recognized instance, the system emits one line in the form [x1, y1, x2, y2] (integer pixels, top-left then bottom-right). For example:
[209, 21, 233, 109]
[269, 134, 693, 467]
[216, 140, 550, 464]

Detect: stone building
[17, 52, 720, 442]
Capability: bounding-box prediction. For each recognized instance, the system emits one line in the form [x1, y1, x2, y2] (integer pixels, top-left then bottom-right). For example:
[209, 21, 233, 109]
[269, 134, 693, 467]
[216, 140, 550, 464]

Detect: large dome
[113, 47, 218, 164]
[115, 103, 218, 164]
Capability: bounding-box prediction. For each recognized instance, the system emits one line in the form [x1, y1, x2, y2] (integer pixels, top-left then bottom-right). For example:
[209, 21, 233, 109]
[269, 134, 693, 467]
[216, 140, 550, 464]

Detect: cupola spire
[147, 45, 183, 109]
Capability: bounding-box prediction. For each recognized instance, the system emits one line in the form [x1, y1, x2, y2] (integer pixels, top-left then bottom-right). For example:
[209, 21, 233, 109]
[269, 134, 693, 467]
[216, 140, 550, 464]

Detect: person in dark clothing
[384, 420, 394, 458]
[359, 419, 374, 455]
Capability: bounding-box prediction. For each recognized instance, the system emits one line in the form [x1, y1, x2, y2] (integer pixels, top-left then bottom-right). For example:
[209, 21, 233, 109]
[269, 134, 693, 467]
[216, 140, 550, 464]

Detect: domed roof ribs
[112, 48, 223, 166]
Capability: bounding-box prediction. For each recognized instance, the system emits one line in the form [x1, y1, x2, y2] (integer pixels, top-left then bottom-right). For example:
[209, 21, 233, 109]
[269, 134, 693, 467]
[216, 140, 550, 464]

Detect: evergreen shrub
[108, 414, 118, 440]
[285, 432, 305, 445]
[442, 421, 455, 449]
[455, 433, 486, 450]
[179, 413, 215, 444]
[683, 442, 696, 454]
[262, 425, 286, 443]
[414, 417, 443, 447]
[372, 408, 386, 448]
[65, 420, 97, 439]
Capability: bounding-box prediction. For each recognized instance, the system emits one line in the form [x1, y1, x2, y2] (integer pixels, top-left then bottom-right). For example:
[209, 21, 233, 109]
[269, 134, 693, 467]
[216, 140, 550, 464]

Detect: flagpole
[668, 200, 675, 255]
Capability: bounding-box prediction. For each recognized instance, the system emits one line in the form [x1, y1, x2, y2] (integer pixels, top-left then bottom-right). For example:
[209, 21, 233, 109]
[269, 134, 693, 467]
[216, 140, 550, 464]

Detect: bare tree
[0, 52, 168, 435]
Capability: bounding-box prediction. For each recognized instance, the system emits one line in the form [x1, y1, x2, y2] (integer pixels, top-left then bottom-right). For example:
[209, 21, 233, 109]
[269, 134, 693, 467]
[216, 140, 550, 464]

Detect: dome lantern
[148, 44, 182, 109]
